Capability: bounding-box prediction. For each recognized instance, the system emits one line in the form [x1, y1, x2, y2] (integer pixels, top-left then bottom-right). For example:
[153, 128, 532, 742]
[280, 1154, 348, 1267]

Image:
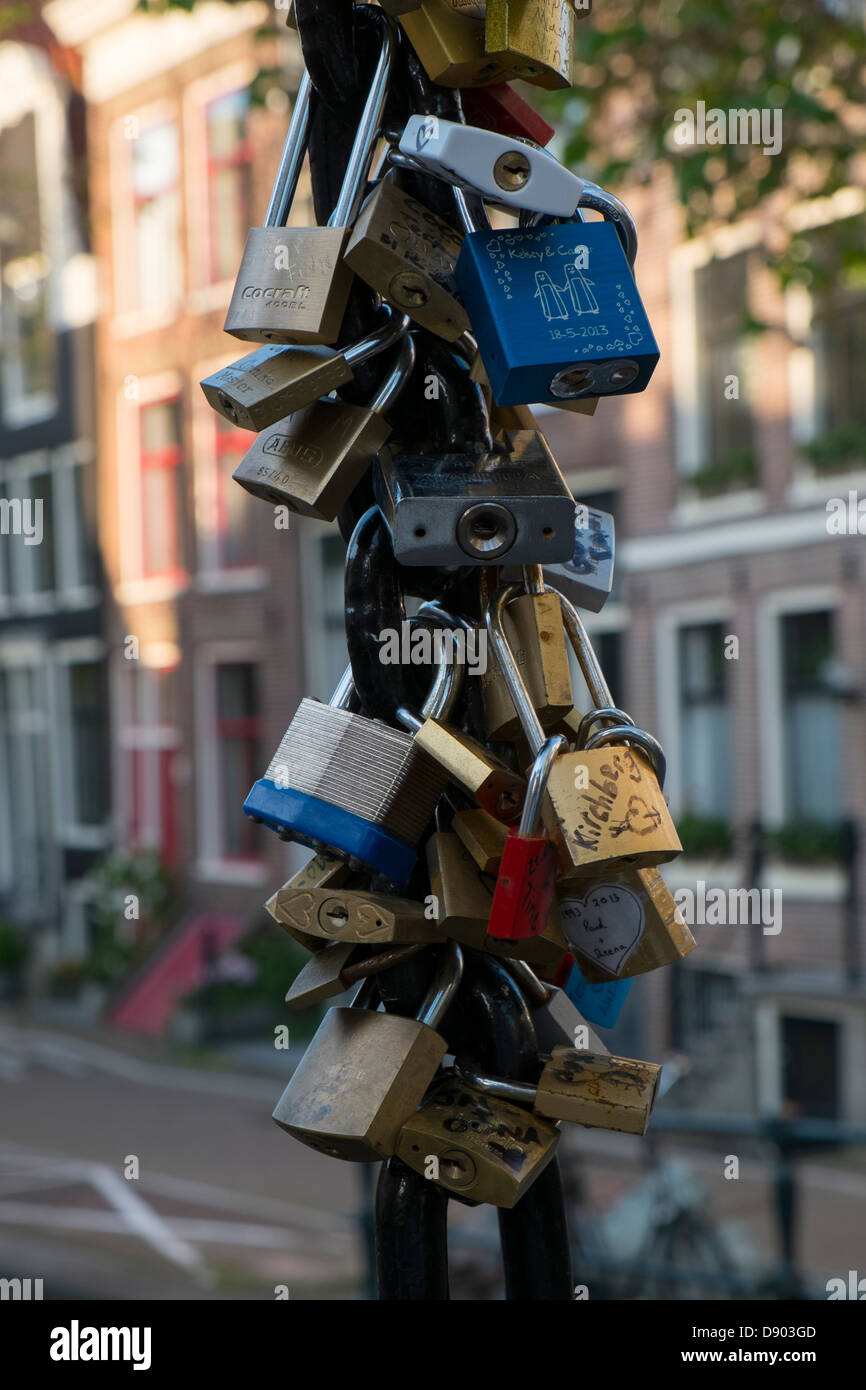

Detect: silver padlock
[499, 958, 610, 1056]
[397, 114, 583, 217]
[542, 503, 615, 613]
[224, 24, 395, 345]
[374, 427, 576, 566]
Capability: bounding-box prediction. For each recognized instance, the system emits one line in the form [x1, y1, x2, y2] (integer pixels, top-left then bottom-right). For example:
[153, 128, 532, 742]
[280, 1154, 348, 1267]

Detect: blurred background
[0, 0, 865, 1299]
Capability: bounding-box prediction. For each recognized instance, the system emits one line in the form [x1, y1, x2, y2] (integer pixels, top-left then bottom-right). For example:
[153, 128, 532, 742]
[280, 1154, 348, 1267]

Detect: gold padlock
[285, 940, 425, 1009]
[269, 882, 441, 946]
[486, 582, 682, 879]
[412, 720, 525, 823]
[344, 178, 471, 342]
[459, 1046, 661, 1136]
[395, 1073, 560, 1207]
[452, 806, 508, 873]
[557, 864, 695, 982]
[480, 566, 574, 740]
[484, 0, 573, 91]
[399, 1, 508, 86]
[266, 851, 355, 953]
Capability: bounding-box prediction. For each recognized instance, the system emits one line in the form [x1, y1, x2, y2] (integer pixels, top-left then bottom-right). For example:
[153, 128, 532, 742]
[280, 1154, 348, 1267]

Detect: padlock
[394, 1072, 560, 1207]
[398, 2, 507, 86]
[374, 430, 576, 567]
[457, 1046, 661, 1135]
[557, 863, 695, 982]
[560, 953, 634, 1029]
[233, 331, 413, 522]
[272, 940, 463, 1160]
[456, 184, 659, 406]
[460, 82, 555, 147]
[425, 830, 568, 968]
[271, 883, 441, 947]
[201, 307, 406, 432]
[409, 718, 525, 823]
[483, 0, 573, 92]
[487, 582, 681, 878]
[487, 735, 560, 940]
[542, 502, 615, 614]
[244, 657, 455, 884]
[398, 115, 582, 216]
[265, 851, 355, 953]
[344, 176, 470, 341]
[224, 26, 394, 344]
[285, 941, 425, 1009]
[452, 805, 508, 873]
[479, 567, 573, 739]
[498, 956, 609, 1055]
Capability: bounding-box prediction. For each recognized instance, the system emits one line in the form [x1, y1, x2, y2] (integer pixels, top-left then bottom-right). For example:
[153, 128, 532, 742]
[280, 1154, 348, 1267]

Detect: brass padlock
[480, 566, 574, 740]
[399, 1, 507, 86]
[409, 720, 525, 824]
[452, 806, 507, 874]
[272, 941, 462, 1160]
[201, 308, 405, 432]
[458, 1046, 661, 1136]
[487, 581, 682, 879]
[266, 851, 355, 953]
[395, 1073, 560, 1207]
[224, 26, 394, 344]
[269, 882, 441, 947]
[285, 941, 425, 1009]
[344, 176, 470, 342]
[557, 864, 695, 982]
[232, 332, 413, 521]
[499, 957, 610, 1055]
[484, 0, 573, 91]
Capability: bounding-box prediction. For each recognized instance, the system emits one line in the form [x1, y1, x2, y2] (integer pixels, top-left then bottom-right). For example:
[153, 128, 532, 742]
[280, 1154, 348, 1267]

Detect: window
[780, 610, 841, 821]
[205, 91, 250, 284]
[0, 661, 53, 915]
[809, 216, 866, 434]
[693, 251, 753, 465]
[120, 662, 180, 863]
[205, 415, 258, 572]
[215, 662, 263, 859]
[4, 452, 97, 605]
[0, 110, 56, 424]
[781, 1016, 839, 1120]
[131, 122, 182, 314]
[139, 398, 186, 580]
[678, 621, 732, 817]
[66, 661, 110, 828]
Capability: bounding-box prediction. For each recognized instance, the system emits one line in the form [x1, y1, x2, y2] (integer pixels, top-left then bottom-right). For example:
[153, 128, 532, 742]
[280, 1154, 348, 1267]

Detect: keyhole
[390, 271, 430, 309]
[493, 149, 531, 193]
[218, 392, 239, 423]
[318, 899, 350, 935]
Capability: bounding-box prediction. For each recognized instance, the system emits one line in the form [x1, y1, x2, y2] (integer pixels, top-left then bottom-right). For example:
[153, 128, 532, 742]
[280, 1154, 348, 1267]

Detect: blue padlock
[563, 957, 633, 1029]
[456, 185, 659, 407]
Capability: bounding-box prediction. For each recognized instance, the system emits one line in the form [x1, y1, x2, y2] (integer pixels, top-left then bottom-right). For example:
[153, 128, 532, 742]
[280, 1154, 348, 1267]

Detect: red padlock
[460, 83, 555, 148]
[488, 735, 562, 940]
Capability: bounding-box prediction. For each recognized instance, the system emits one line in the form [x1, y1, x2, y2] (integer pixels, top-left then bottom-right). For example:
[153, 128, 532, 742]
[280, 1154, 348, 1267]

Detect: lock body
[284, 941, 362, 1009]
[534, 1046, 660, 1135]
[542, 746, 682, 879]
[269, 884, 441, 946]
[412, 719, 525, 823]
[557, 864, 695, 981]
[375, 430, 576, 567]
[456, 221, 659, 406]
[542, 505, 615, 614]
[452, 806, 508, 874]
[273, 1008, 448, 1160]
[484, 0, 573, 91]
[344, 181, 470, 341]
[233, 399, 393, 521]
[395, 1075, 560, 1207]
[399, 2, 507, 86]
[460, 82, 555, 147]
[480, 589, 573, 739]
[201, 344, 354, 432]
[246, 700, 448, 882]
[224, 227, 353, 344]
[487, 827, 558, 940]
[266, 852, 355, 953]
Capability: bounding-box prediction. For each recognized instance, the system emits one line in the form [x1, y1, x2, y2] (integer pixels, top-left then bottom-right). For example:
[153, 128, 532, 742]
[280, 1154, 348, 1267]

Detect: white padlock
[398, 115, 584, 217]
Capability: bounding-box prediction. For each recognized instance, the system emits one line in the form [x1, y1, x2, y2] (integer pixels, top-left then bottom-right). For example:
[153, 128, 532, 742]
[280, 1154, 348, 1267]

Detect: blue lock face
[563, 958, 633, 1029]
[456, 221, 659, 407]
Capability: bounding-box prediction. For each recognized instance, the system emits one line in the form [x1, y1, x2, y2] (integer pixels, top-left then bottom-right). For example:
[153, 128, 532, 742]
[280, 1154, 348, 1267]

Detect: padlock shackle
[499, 957, 551, 1008]
[418, 940, 463, 1031]
[575, 706, 635, 747]
[329, 12, 397, 229]
[577, 181, 638, 269]
[369, 333, 416, 415]
[263, 70, 312, 229]
[585, 724, 667, 788]
[553, 587, 614, 712]
[518, 735, 564, 837]
[329, 662, 356, 710]
[395, 606, 465, 732]
[343, 306, 410, 370]
[453, 1060, 536, 1107]
[485, 583, 546, 758]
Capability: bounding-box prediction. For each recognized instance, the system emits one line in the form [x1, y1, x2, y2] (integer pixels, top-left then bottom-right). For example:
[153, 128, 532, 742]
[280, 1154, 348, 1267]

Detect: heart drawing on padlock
[558, 883, 646, 976]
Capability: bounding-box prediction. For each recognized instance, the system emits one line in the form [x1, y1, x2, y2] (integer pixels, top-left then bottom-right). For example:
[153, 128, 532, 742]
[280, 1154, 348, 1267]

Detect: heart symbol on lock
[558, 883, 646, 977]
